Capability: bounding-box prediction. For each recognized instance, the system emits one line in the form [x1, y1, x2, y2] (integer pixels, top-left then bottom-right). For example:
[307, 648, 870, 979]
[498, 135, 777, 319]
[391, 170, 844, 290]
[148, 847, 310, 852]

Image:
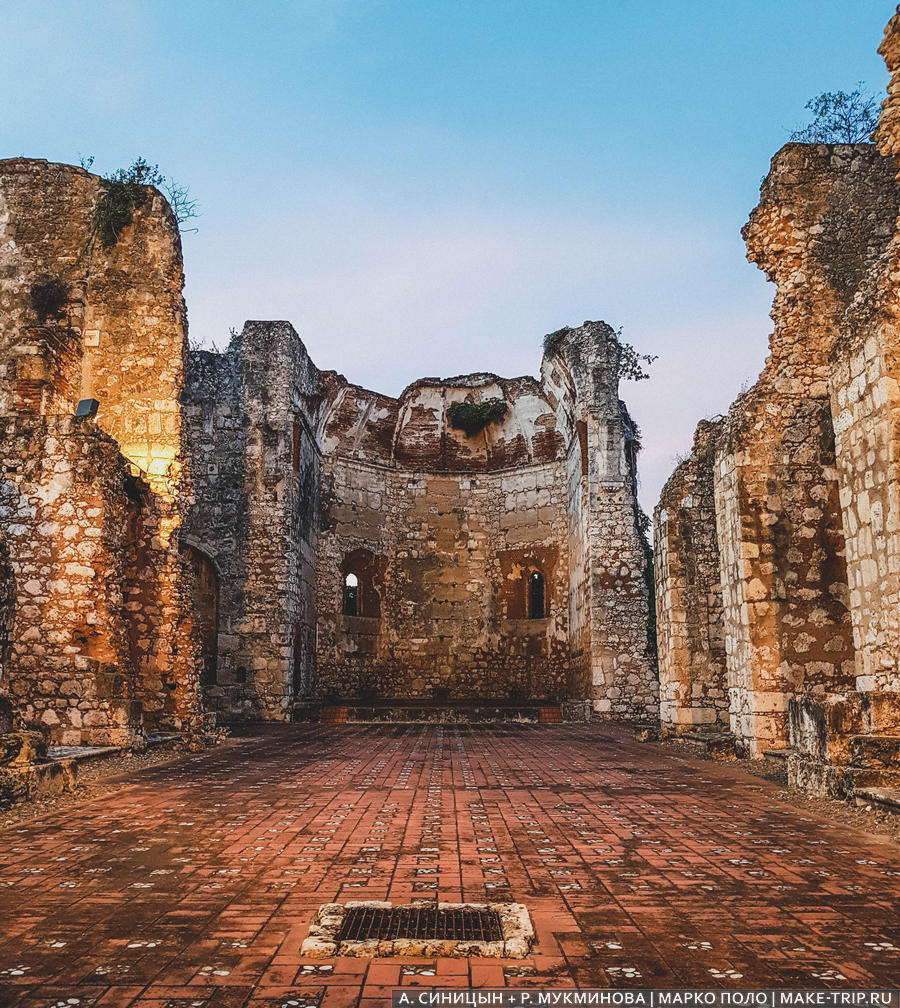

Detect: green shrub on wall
[447, 398, 508, 436]
[89, 157, 198, 250]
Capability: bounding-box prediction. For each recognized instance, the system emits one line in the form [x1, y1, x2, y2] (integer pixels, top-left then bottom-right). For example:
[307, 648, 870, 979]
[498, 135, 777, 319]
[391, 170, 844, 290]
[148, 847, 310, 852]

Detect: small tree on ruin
[789, 85, 879, 143]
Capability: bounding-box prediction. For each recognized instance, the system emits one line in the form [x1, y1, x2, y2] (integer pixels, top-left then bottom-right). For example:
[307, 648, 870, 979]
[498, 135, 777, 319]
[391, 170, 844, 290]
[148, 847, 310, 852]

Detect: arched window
[343, 572, 359, 616]
[528, 570, 545, 620]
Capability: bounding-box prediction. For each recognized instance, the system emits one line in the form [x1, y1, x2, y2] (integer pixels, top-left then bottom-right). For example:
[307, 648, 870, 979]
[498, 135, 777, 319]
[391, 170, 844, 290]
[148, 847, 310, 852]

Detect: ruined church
[0, 157, 655, 758]
[4, 5, 900, 809]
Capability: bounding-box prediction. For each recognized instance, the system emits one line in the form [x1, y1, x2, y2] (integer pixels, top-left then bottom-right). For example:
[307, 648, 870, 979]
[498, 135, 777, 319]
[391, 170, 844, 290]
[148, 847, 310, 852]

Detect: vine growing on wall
[447, 397, 508, 436]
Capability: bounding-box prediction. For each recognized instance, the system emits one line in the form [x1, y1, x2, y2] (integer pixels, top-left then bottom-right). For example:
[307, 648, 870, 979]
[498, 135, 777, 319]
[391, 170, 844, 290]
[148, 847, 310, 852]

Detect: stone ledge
[853, 786, 900, 814]
[0, 759, 78, 808]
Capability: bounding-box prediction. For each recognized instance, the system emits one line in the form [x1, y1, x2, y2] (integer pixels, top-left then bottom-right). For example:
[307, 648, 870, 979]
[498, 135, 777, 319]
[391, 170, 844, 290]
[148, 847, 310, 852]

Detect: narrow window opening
[292, 623, 305, 696]
[528, 571, 545, 620]
[292, 421, 302, 473]
[343, 572, 359, 617]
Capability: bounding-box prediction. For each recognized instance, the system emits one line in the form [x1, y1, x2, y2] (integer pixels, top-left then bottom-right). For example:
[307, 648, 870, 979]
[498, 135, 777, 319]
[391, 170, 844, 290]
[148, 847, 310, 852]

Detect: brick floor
[0, 723, 899, 1007]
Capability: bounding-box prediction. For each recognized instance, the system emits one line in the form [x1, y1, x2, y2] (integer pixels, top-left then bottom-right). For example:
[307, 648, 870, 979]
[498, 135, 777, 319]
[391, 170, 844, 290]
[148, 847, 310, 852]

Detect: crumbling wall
[315, 373, 572, 700]
[0, 159, 188, 499]
[546, 323, 658, 719]
[710, 144, 899, 755]
[316, 458, 571, 700]
[182, 321, 320, 720]
[0, 158, 204, 746]
[185, 317, 655, 715]
[654, 419, 727, 731]
[824, 11, 900, 694]
[0, 415, 201, 744]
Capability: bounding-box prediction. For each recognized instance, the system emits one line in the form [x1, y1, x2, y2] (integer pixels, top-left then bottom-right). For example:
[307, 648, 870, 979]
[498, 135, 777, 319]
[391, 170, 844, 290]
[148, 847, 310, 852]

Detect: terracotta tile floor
[1, 723, 899, 1007]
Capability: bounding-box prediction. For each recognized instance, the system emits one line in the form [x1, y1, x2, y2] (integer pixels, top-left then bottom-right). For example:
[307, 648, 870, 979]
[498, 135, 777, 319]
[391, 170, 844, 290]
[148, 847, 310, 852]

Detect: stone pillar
[549, 322, 659, 719]
[654, 419, 728, 732]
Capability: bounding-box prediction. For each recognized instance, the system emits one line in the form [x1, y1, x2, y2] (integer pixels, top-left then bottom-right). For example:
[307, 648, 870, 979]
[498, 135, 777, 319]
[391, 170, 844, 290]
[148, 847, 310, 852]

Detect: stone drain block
[301, 900, 534, 958]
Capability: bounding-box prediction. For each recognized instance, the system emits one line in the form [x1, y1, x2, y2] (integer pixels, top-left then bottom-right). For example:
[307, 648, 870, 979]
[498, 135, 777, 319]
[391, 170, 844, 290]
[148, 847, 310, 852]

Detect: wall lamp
[74, 398, 100, 420]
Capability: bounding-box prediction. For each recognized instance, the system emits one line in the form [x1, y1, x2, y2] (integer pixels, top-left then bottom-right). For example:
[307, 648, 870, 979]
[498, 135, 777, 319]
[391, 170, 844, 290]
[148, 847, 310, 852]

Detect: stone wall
[713, 144, 898, 755]
[654, 419, 727, 731]
[0, 415, 201, 744]
[182, 322, 320, 720]
[763, 8, 900, 790]
[184, 319, 657, 719]
[550, 325, 657, 718]
[0, 159, 189, 500]
[0, 159, 205, 747]
[316, 456, 571, 701]
[654, 6, 900, 776]
[314, 368, 572, 701]
[825, 10, 900, 695]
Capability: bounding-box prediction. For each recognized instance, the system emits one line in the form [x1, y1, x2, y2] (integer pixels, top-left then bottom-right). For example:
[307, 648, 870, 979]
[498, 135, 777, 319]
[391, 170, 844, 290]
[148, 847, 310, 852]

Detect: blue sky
[3, 1, 894, 509]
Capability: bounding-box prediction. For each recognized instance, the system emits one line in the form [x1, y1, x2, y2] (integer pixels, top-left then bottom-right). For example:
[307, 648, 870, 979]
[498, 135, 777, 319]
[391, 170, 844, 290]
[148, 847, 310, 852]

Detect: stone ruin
[654, 7, 900, 800]
[0, 157, 656, 789]
[181, 317, 656, 722]
[4, 6, 900, 810]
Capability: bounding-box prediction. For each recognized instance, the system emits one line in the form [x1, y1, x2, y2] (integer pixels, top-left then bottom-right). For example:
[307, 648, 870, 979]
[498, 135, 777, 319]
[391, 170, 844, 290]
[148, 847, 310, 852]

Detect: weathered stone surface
[655, 8, 900, 781]
[183, 319, 657, 718]
[0, 157, 658, 743]
[654, 418, 727, 733]
[0, 159, 203, 747]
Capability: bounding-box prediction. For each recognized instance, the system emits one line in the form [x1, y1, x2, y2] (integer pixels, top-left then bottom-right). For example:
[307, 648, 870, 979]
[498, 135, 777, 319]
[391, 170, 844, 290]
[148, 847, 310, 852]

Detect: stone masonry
[0, 159, 204, 749]
[183, 320, 658, 720]
[655, 7, 900, 795]
[653, 418, 728, 731]
[0, 157, 658, 756]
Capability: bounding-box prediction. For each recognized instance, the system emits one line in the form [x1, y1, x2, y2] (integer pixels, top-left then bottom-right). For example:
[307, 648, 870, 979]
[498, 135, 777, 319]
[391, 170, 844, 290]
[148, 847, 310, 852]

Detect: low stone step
[680, 731, 735, 758]
[853, 786, 900, 814]
[318, 702, 564, 725]
[145, 732, 183, 749]
[46, 744, 121, 764]
[848, 734, 900, 769]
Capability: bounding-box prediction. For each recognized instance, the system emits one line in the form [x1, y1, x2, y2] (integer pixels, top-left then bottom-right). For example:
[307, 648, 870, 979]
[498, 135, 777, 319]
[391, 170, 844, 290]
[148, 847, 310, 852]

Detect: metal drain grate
[337, 905, 503, 943]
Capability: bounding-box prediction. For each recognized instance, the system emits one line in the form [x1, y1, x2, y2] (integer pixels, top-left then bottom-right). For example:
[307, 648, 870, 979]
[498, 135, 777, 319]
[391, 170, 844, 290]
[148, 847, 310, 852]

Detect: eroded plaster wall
[316, 456, 571, 700]
[314, 371, 572, 700]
